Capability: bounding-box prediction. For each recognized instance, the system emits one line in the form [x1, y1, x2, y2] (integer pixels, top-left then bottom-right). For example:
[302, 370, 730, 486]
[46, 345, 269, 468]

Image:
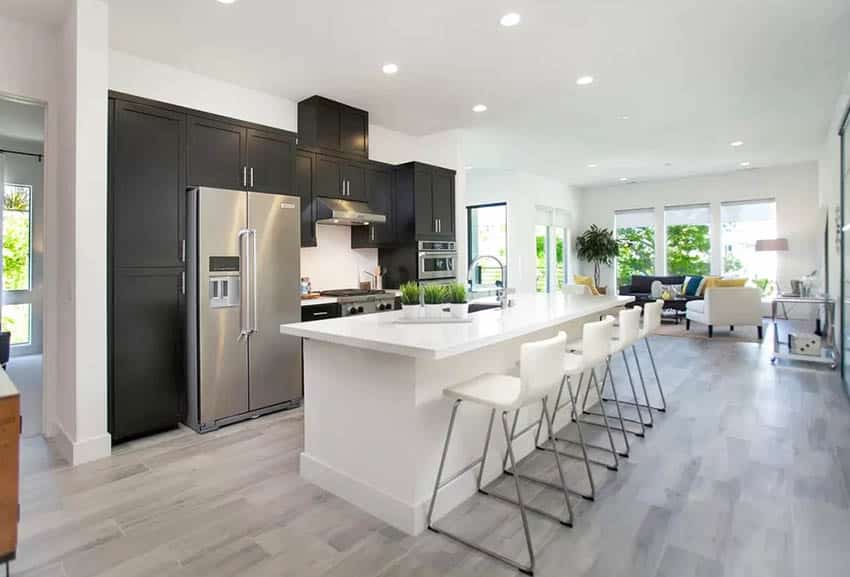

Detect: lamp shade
[755, 238, 789, 252]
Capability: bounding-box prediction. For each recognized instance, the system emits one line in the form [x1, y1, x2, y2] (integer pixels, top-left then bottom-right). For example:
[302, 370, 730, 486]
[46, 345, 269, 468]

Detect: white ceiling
[0, 98, 45, 143]
[94, 1, 850, 186]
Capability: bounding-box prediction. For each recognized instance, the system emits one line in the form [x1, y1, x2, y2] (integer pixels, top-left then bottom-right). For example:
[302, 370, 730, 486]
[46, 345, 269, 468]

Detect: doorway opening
[0, 96, 46, 438]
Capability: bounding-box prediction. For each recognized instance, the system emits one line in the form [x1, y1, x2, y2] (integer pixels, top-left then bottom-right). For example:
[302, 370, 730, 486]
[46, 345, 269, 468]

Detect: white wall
[580, 162, 823, 296]
[0, 11, 61, 442]
[301, 225, 378, 291]
[465, 169, 582, 294]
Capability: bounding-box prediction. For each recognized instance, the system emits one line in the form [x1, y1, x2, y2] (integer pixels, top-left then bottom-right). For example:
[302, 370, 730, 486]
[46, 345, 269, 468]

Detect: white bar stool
[427, 332, 573, 576]
[582, 307, 653, 442]
[533, 316, 621, 499]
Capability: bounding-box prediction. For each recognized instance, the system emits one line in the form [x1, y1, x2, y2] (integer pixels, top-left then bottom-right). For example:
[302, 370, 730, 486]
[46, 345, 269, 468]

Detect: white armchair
[685, 286, 764, 339]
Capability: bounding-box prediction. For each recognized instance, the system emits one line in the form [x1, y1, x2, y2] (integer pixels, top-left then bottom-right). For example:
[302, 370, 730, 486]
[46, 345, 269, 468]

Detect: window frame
[2, 182, 35, 346]
[467, 202, 508, 286]
[663, 203, 712, 276]
[614, 207, 656, 287]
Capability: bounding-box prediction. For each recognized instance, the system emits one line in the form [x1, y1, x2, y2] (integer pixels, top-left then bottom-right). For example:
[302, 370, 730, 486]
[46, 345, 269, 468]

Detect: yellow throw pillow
[714, 278, 748, 288]
[573, 275, 600, 296]
[702, 276, 721, 291]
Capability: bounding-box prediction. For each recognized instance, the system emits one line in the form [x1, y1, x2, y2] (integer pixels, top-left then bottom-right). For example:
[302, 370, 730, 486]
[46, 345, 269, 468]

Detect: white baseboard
[53, 423, 111, 466]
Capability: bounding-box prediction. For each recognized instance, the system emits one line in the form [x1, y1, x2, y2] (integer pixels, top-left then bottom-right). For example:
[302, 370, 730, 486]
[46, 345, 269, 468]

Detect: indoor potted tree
[400, 281, 422, 319]
[576, 224, 619, 294]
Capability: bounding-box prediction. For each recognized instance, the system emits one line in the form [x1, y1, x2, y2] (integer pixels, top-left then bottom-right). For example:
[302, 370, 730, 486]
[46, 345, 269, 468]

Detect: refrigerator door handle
[237, 228, 251, 341]
[250, 228, 259, 334]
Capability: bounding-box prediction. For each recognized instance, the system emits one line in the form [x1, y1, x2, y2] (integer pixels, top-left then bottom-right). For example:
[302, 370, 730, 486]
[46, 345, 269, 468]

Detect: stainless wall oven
[418, 241, 457, 281]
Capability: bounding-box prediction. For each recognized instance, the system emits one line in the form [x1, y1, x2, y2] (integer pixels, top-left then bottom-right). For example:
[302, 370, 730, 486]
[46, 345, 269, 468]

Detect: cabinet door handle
[313, 311, 329, 317]
[242, 166, 248, 188]
[181, 271, 185, 295]
[181, 239, 186, 263]
[249, 167, 254, 188]
[341, 178, 345, 197]
[345, 180, 350, 196]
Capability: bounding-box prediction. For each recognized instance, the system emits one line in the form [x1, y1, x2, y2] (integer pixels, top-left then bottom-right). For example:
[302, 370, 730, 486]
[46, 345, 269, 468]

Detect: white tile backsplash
[300, 224, 378, 291]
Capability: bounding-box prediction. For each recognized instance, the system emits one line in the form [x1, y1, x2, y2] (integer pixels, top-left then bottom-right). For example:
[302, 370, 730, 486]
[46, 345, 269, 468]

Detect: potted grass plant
[447, 283, 468, 319]
[423, 284, 448, 318]
[400, 282, 422, 319]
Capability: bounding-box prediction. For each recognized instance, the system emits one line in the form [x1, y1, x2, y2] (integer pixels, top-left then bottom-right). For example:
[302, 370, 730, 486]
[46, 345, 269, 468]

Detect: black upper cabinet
[188, 116, 246, 189]
[112, 100, 186, 268]
[352, 165, 394, 248]
[298, 96, 369, 159]
[314, 153, 367, 202]
[296, 150, 316, 247]
[395, 162, 456, 242]
[431, 170, 455, 238]
[246, 128, 296, 195]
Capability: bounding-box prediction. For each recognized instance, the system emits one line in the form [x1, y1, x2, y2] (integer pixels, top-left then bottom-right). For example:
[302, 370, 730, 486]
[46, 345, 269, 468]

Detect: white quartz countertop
[282, 293, 633, 360]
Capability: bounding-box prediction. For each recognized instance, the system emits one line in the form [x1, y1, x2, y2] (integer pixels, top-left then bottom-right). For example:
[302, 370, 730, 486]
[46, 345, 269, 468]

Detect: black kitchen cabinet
[189, 116, 297, 194]
[314, 153, 367, 202]
[296, 149, 316, 247]
[394, 162, 456, 242]
[301, 302, 341, 321]
[112, 100, 186, 268]
[352, 164, 394, 248]
[188, 115, 246, 189]
[298, 96, 369, 158]
[112, 269, 183, 442]
[246, 127, 296, 195]
[109, 96, 186, 443]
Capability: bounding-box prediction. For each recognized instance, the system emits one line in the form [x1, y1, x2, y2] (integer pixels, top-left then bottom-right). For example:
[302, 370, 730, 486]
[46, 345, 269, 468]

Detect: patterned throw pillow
[682, 276, 706, 297]
[660, 284, 681, 300]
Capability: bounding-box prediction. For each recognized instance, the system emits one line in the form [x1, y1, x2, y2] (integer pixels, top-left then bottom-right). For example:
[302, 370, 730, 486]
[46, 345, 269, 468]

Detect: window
[615, 209, 655, 286]
[2, 184, 33, 345]
[721, 200, 777, 293]
[468, 203, 507, 286]
[665, 204, 711, 276]
[536, 207, 569, 293]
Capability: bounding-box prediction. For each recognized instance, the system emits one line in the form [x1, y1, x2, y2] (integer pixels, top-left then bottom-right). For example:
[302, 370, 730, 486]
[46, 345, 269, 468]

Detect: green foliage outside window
[616, 227, 655, 287]
[666, 224, 710, 276]
[2, 184, 32, 345]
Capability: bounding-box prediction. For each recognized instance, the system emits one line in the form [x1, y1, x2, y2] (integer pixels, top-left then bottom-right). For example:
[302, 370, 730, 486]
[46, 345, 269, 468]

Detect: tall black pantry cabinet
[108, 97, 185, 443]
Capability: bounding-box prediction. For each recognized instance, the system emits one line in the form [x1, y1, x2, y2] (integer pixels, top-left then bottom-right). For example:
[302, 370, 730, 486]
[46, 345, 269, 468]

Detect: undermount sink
[468, 302, 501, 313]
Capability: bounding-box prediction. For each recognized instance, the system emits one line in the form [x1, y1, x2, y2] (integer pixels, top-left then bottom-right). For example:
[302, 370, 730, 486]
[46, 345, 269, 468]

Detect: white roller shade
[665, 204, 710, 226]
[615, 208, 654, 229]
[720, 200, 775, 224]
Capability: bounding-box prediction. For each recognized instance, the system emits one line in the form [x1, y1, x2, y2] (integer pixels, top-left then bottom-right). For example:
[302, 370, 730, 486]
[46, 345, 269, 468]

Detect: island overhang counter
[280, 293, 633, 535]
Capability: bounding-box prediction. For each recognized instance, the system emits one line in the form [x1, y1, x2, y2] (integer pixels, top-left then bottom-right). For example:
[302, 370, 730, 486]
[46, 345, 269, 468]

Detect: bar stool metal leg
[427, 399, 462, 529]
[645, 337, 667, 411]
[580, 359, 633, 452]
[500, 411, 536, 575]
[542, 397, 576, 525]
[588, 368, 621, 467]
[545, 372, 618, 473]
[631, 345, 655, 426]
[476, 409, 496, 491]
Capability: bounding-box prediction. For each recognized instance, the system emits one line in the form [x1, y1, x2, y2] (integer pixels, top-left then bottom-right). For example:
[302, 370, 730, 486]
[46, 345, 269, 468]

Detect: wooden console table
[0, 370, 19, 576]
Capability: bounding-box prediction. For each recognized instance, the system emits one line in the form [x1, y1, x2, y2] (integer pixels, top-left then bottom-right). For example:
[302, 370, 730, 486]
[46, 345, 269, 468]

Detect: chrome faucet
[467, 255, 509, 308]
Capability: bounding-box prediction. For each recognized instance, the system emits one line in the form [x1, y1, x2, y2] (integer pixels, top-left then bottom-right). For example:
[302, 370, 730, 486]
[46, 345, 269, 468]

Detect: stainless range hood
[314, 197, 387, 226]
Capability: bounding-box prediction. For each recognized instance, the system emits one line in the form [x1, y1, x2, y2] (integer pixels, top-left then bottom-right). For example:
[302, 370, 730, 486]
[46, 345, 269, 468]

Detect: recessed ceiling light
[576, 76, 594, 86]
[587, 163, 598, 168]
[619, 115, 630, 120]
[216, 0, 237, 4]
[463, 165, 473, 170]
[472, 104, 488, 113]
[730, 140, 744, 147]
[619, 177, 629, 182]
[739, 161, 751, 167]
[500, 12, 521, 27]
[382, 63, 399, 75]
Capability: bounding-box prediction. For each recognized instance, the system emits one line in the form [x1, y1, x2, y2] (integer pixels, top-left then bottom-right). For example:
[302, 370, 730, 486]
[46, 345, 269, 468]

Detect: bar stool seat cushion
[563, 352, 585, 376]
[444, 373, 525, 410]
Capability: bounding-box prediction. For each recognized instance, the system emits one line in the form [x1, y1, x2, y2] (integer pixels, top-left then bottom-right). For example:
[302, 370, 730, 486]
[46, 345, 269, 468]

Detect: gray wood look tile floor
[11, 332, 850, 577]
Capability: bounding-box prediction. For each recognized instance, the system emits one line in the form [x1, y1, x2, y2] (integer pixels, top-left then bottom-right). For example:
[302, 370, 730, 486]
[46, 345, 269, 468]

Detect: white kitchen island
[280, 292, 632, 535]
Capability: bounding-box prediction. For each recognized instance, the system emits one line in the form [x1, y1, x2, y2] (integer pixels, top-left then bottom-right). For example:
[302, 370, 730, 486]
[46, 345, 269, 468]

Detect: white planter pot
[402, 304, 421, 319]
[425, 304, 445, 318]
[450, 303, 468, 319]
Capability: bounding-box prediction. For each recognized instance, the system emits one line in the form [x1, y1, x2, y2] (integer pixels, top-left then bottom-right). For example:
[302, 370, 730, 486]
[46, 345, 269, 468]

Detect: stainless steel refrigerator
[185, 187, 302, 432]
